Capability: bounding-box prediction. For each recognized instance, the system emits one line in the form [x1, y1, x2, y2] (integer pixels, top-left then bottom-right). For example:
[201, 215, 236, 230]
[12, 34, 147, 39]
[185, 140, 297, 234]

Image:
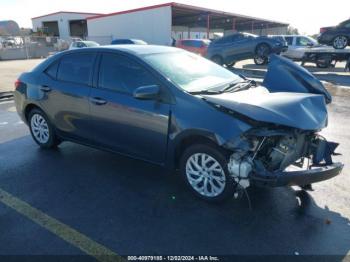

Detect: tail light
[14, 79, 22, 89]
[320, 28, 326, 33]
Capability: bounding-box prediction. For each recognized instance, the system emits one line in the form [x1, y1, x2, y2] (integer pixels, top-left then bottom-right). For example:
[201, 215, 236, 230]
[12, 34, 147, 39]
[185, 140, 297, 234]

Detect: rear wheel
[332, 36, 348, 49]
[28, 108, 60, 149]
[254, 44, 270, 65]
[225, 62, 236, 68]
[180, 144, 235, 202]
[211, 55, 223, 66]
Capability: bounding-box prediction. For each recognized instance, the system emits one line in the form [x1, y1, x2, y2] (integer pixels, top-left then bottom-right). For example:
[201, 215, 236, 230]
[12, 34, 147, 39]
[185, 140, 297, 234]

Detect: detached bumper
[251, 162, 343, 187]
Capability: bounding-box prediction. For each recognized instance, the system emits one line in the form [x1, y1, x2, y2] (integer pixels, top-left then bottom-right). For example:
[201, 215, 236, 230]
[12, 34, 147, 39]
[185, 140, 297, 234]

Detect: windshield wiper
[218, 80, 256, 93]
[188, 90, 223, 95]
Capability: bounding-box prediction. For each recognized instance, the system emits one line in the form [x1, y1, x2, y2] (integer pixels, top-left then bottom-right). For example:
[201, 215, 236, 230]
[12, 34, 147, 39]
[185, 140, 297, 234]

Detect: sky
[0, 0, 349, 35]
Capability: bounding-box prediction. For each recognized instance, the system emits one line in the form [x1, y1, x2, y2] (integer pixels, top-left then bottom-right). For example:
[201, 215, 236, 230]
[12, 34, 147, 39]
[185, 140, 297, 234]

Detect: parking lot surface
[0, 82, 350, 260]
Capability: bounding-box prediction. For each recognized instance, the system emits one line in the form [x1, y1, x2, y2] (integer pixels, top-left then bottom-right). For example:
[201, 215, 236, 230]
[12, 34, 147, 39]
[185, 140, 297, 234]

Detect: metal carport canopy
[171, 2, 288, 34]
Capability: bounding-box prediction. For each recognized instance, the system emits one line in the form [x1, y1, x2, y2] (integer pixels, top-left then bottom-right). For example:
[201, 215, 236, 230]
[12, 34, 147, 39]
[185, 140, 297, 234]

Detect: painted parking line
[0, 188, 125, 262]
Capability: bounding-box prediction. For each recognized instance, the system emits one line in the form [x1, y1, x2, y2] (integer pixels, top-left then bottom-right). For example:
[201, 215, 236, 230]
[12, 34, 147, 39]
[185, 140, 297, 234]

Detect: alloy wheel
[30, 113, 50, 144]
[333, 36, 348, 49]
[185, 153, 226, 197]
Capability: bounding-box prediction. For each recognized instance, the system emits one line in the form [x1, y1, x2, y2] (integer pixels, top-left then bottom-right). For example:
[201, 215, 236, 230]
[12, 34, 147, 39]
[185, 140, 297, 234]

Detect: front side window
[296, 37, 311, 46]
[143, 51, 241, 92]
[98, 54, 158, 93]
[57, 53, 95, 85]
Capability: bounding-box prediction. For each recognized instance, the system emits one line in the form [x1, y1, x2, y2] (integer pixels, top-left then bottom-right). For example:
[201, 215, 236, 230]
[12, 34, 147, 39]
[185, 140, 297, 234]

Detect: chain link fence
[0, 36, 70, 60]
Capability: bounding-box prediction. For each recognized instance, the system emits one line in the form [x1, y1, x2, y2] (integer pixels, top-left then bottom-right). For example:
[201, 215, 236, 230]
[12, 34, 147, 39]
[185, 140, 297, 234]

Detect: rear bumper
[250, 162, 343, 187]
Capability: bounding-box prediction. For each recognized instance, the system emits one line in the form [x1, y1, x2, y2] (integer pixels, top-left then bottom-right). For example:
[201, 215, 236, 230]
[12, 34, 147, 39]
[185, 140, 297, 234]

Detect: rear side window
[45, 61, 59, 79]
[285, 37, 293, 45]
[98, 54, 158, 93]
[57, 53, 95, 85]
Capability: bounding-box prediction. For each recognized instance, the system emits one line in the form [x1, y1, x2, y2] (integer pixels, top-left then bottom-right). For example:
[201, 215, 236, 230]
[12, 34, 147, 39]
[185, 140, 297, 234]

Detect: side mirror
[133, 85, 160, 100]
[307, 42, 314, 47]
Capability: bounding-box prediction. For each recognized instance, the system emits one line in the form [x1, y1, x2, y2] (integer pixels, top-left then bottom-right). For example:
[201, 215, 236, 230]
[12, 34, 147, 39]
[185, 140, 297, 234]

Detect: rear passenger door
[40, 52, 97, 141]
[224, 34, 250, 62]
[89, 52, 171, 164]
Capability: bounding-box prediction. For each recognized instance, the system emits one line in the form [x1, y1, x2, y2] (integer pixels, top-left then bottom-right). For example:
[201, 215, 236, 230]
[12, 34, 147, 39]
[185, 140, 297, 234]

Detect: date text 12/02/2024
[127, 256, 220, 261]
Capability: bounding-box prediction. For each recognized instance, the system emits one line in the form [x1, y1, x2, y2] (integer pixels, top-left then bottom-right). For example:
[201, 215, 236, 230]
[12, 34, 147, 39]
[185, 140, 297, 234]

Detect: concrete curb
[0, 92, 14, 100]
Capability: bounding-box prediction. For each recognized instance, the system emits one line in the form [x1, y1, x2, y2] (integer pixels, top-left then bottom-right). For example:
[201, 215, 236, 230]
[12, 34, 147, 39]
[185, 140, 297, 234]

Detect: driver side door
[89, 52, 171, 164]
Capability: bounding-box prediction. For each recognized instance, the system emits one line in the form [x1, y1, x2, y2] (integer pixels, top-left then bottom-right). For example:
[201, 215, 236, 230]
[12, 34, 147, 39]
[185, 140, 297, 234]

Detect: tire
[179, 144, 236, 202]
[225, 62, 236, 68]
[254, 44, 270, 65]
[28, 108, 60, 149]
[332, 36, 348, 49]
[316, 54, 332, 68]
[211, 55, 223, 66]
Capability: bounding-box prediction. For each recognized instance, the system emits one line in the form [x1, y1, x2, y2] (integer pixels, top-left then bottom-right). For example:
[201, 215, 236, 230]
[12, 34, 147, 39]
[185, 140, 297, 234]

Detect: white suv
[279, 35, 320, 60]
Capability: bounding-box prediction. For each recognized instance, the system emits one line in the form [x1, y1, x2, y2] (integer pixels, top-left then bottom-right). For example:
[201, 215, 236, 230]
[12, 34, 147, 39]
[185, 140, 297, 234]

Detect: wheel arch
[172, 132, 228, 169]
[255, 42, 271, 53]
[24, 103, 43, 123]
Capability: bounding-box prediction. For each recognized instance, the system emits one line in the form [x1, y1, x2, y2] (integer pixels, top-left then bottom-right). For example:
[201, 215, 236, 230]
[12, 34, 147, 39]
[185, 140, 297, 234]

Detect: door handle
[90, 97, 107, 105]
[40, 85, 51, 92]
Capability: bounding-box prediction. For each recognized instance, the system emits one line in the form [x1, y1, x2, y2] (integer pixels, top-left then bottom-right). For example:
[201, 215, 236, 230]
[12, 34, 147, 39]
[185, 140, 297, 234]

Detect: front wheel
[28, 108, 60, 149]
[211, 55, 223, 66]
[332, 36, 348, 49]
[254, 44, 270, 65]
[179, 144, 235, 202]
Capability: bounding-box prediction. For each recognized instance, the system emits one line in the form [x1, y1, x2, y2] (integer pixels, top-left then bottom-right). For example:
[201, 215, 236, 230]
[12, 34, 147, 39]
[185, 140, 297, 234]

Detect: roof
[97, 44, 179, 55]
[31, 11, 103, 20]
[86, 2, 288, 29]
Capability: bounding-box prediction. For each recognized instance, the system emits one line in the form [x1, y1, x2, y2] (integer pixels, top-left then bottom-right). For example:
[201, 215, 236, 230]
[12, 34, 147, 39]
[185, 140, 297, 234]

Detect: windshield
[85, 41, 99, 47]
[143, 51, 242, 92]
[133, 39, 147, 45]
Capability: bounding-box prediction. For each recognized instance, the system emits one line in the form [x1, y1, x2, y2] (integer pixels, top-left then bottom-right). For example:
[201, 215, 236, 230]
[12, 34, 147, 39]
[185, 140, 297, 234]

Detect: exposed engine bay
[227, 128, 340, 189]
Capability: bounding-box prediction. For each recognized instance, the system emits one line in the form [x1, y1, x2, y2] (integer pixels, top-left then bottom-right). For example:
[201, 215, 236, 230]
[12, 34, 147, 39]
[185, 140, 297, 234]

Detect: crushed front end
[226, 127, 343, 189]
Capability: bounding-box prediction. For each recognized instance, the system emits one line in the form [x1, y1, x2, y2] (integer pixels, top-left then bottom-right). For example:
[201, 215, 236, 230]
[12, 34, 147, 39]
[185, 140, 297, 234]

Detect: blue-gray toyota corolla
[14, 45, 343, 202]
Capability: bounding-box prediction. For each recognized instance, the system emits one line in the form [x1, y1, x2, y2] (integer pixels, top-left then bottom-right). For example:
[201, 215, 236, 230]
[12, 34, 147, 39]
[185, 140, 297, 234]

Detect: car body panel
[14, 45, 342, 189]
[175, 39, 210, 56]
[318, 19, 350, 47]
[202, 86, 327, 130]
[263, 55, 332, 103]
[207, 33, 287, 64]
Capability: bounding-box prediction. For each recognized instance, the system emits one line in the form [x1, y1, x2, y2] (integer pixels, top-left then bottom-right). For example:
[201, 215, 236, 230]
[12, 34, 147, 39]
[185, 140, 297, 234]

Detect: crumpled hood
[202, 86, 328, 130]
[263, 55, 332, 103]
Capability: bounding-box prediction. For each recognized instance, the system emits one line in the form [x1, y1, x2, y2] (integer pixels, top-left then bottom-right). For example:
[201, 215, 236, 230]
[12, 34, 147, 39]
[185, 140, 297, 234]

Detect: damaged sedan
[14, 45, 343, 202]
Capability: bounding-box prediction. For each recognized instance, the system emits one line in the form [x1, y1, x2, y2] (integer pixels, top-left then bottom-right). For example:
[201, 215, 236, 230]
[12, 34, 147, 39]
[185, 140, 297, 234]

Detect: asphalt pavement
[0, 88, 350, 260]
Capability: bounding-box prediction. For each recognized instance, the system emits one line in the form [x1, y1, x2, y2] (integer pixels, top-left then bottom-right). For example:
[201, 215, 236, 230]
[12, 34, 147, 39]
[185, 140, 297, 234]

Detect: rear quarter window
[44, 61, 59, 79]
[57, 53, 95, 85]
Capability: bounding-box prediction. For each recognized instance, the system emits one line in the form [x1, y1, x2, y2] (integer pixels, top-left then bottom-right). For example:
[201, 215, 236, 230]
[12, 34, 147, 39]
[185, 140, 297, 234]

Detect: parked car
[318, 19, 350, 49]
[176, 39, 211, 56]
[111, 39, 147, 45]
[207, 32, 288, 66]
[14, 46, 343, 202]
[69, 41, 99, 50]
